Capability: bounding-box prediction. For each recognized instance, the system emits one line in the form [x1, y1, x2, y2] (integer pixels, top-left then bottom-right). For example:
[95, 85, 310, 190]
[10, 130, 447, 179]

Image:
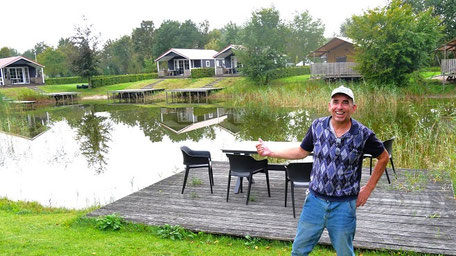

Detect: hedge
[45, 76, 87, 85]
[191, 68, 214, 78]
[265, 66, 310, 83]
[45, 73, 158, 87]
[91, 73, 158, 88]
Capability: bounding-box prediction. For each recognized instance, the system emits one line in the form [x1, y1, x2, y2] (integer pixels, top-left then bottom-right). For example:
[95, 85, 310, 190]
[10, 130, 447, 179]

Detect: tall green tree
[132, 20, 155, 60]
[153, 20, 182, 57]
[0, 47, 19, 58]
[401, 0, 456, 41]
[71, 17, 100, 87]
[36, 47, 67, 77]
[287, 11, 326, 63]
[346, 0, 443, 85]
[237, 7, 288, 85]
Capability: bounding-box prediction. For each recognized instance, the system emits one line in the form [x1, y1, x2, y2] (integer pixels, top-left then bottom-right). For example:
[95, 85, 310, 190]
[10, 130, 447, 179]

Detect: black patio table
[221, 141, 312, 194]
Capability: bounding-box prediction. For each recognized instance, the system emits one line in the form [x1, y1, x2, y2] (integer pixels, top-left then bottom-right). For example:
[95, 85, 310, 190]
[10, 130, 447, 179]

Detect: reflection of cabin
[437, 38, 456, 81]
[155, 48, 218, 78]
[217, 108, 244, 135]
[0, 56, 45, 86]
[310, 37, 360, 79]
[213, 45, 242, 76]
[159, 107, 227, 134]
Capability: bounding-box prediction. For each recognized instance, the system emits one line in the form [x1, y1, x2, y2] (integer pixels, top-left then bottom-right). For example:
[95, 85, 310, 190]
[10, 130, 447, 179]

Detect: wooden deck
[45, 92, 80, 102]
[88, 162, 456, 255]
[165, 87, 223, 104]
[107, 88, 165, 103]
[311, 62, 361, 79]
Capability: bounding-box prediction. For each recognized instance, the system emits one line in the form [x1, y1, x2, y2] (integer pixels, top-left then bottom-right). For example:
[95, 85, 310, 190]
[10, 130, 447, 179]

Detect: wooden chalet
[310, 37, 360, 79]
[0, 56, 45, 86]
[437, 38, 456, 81]
[213, 45, 242, 76]
[155, 48, 218, 78]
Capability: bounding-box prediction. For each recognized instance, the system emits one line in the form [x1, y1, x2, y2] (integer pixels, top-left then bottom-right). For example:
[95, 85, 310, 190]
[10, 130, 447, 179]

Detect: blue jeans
[291, 193, 357, 256]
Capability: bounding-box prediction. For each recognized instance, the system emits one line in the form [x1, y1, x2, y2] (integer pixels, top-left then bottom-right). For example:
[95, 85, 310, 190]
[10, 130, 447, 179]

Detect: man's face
[328, 94, 357, 124]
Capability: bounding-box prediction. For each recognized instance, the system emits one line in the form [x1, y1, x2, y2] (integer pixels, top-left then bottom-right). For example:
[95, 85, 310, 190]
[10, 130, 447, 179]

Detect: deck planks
[88, 162, 456, 255]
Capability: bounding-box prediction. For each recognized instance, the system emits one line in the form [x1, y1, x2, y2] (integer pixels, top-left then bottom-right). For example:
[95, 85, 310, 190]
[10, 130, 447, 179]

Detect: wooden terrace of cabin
[310, 37, 361, 79]
[88, 162, 456, 255]
[437, 38, 456, 81]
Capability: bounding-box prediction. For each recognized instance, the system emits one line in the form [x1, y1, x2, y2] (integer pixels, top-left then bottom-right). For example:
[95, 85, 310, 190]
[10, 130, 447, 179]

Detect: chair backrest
[382, 137, 395, 157]
[226, 154, 266, 173]
[180, 146, 209, 165]
[286, 162, 312, 183]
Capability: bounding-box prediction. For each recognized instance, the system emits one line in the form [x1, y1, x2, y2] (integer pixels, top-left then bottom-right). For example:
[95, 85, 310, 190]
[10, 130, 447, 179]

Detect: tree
[153, 20, 182, 57]
[37, 47, 67, 77]
[237, 7, 288, 85]
[0, 47, 19, 58]
[71, 17, 100, 87]
[401, 0, 456, 41]
[339, 18, 353, 37]
[346, 0, 443, 85]
[132, 20, 155, 60]
[287, 11, 326, 63]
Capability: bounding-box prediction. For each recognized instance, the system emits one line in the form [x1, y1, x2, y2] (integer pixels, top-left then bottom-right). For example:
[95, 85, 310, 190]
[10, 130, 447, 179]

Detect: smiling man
[257, 85, 389, 256]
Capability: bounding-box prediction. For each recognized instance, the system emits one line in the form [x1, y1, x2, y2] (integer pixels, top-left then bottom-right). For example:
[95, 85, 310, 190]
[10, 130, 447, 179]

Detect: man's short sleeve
[300, 126, 314, 152]
[364, 133, 385, 158]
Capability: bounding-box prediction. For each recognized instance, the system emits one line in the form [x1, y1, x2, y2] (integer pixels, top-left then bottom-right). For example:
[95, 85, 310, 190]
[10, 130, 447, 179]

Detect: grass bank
[0, 198, 435, 256]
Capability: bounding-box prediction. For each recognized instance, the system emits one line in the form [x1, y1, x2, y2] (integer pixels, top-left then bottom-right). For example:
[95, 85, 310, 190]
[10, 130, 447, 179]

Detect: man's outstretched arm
[256, 138, 310, 160]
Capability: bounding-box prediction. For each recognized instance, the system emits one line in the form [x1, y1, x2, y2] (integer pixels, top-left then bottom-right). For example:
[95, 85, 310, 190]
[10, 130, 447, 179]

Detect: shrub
[265, 66, 310, 83]
[45, 76, 87, 85]
[191, 68, 214, 78]
[157, 224, 195, 240]
[95, 213, 125, 231]
[91, 73, 158, 88]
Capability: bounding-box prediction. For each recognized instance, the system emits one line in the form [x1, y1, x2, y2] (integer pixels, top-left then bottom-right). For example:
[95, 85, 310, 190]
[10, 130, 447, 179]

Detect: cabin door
[7, 67, 29, 84]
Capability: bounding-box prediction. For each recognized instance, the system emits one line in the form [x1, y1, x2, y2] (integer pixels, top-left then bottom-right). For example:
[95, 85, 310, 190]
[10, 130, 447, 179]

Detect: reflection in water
[76, 110, 112, 174]
[0, 100, 454, 209]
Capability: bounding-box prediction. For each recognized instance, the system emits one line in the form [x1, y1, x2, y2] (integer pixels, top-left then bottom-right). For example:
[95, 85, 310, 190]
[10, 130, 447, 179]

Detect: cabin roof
[213, 45, 243, 58]
[436, 38, 456, 52]
[0, 56, 44, 69]
[310, 37, 354, 57]
[155, 48, 218, 62]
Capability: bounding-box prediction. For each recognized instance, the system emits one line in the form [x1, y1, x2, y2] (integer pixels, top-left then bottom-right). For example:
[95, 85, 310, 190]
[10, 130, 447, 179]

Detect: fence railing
[310, 62, 361, 78]
[441, 59, 456, 75]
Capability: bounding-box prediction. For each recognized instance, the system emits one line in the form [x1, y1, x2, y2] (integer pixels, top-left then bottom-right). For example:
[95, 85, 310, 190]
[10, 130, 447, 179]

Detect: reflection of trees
[108, 107, 165, 142]
[236, 106, 315, 142]
[76, 110, 112, 174]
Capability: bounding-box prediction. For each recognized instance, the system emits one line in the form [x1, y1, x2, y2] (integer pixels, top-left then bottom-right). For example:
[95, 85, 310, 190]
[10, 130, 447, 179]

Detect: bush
[91, 73, 158, 88]
[265, 66, 310, 83]
[95, 214, 125, 231]
[191, 68, 214, 78]
[157, 224, 195, 240]
[45, 76, 87, 85]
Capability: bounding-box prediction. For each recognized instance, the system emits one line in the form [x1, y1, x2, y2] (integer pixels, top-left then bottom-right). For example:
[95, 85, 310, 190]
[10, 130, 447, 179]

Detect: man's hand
[356, 185, 373, 207]
[256, 138, 272, 157]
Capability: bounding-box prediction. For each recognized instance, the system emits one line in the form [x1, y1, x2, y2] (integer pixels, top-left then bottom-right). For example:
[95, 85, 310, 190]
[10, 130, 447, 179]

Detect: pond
[0, 99, 454, 209]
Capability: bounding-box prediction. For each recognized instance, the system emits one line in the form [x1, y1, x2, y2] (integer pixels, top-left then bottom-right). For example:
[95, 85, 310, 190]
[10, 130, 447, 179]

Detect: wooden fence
[311, 62, 361, 78]
[441, 59, 456, 76]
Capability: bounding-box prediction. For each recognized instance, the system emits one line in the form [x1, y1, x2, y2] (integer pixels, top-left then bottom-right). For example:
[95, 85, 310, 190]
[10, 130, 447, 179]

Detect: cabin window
[206, 60, 210, 67]
[336, 56, 347, 62]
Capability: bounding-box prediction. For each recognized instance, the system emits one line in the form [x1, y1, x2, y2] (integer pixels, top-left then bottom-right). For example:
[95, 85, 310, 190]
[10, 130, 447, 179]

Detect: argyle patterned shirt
[300, 116, 384, 201]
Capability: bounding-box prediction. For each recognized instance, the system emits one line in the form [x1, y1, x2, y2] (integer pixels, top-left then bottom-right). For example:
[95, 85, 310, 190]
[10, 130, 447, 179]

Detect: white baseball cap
[331, 85, 355, 104]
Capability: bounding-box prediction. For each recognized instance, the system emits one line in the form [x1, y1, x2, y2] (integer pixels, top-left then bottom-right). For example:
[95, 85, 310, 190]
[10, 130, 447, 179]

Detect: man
[257, 85, 389, 256]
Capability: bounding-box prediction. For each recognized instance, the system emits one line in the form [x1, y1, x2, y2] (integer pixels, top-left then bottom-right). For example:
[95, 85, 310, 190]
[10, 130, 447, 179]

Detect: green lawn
[0, 199, 432, 256]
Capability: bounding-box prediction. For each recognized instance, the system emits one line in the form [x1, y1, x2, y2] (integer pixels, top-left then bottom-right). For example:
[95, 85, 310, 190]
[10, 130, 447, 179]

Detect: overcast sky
[2, 0, 387, 53]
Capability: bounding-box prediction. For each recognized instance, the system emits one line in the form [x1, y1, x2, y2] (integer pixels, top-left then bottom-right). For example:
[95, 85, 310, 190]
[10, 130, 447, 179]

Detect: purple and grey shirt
[300, 116, 384, 201]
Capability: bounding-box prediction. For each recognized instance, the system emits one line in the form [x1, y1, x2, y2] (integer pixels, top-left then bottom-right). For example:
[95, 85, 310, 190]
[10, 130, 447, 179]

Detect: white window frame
[7, 67, 28, 84]
[206, 60, 210, 67]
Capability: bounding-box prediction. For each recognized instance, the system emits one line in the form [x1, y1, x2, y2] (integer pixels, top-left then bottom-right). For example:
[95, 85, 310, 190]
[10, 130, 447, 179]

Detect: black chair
[364, 136, 397, 184]
[226, 154, 270, 205]
[285, 162, 312, 218]
[180, 146, 214, 194]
